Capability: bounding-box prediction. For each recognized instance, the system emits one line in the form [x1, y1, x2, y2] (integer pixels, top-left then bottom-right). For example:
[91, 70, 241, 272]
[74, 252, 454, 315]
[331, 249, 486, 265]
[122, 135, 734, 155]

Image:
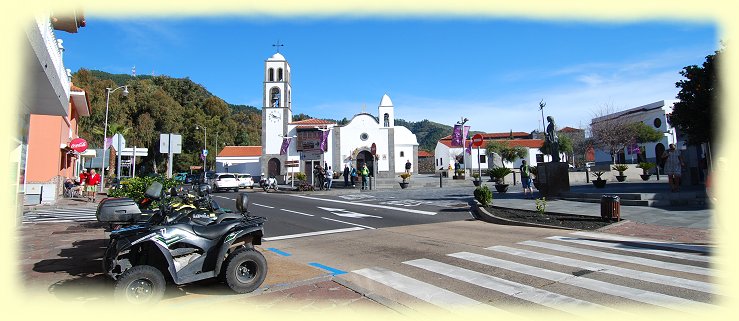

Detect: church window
[270, 87, 281, 107]
[384, 113, 389, 127]
[360, 133, 369, 141]
[278, 68, 284, 81]
[479, 155, 487, 163]
[400, 151, 405, 157]
[653, 118, 662, 128]
[268, 68, 274, 82]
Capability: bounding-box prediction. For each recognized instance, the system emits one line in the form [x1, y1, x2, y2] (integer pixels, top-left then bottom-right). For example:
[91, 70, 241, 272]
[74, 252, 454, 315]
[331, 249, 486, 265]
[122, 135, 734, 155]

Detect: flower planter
[399, 182, 409, 189]
[472, 180, 482, 187]
[494, 184, 509, 193]
[592, 179, 607, 188]
[453, 175, 465, 180]
[615, 175, 627, 182]
[640, 174, 652, 181]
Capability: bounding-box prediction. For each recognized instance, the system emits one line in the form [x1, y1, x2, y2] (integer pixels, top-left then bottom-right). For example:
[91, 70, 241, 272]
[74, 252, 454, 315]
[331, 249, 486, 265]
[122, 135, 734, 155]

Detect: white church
[259, 52, 419, 182]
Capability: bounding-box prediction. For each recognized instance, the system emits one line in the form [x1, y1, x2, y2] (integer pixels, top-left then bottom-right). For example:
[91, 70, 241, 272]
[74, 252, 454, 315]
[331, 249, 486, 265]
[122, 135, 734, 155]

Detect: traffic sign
[471, 133, 484, 147]
[202, 149, 208, 156]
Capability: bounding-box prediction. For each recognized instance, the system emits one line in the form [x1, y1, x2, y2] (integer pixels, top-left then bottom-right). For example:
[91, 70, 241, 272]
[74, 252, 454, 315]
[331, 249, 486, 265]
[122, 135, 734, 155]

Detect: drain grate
[571, 269, 595, 277]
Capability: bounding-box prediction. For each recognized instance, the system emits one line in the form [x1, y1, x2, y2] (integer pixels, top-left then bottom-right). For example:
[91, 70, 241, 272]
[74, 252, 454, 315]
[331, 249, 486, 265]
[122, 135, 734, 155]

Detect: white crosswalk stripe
[349, 233, 716, 316]
[544, 235, 710, 262]
[22, 207, 98, 223]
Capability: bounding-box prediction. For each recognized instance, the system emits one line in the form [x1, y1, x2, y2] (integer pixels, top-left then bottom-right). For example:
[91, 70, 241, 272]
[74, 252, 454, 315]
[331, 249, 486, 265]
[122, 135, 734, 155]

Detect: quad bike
[97, 183, 267, 304]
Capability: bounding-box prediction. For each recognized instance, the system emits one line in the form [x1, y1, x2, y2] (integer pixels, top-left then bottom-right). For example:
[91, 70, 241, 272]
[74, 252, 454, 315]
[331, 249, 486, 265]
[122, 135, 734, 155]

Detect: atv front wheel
[224, 248, 267, 294]
[114, 265, 166, 304]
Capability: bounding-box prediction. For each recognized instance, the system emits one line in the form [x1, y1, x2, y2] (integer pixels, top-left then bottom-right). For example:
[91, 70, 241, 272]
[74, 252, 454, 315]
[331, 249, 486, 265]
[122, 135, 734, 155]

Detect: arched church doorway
[356, 150, 375, 177]
[268, 158, 281, 177]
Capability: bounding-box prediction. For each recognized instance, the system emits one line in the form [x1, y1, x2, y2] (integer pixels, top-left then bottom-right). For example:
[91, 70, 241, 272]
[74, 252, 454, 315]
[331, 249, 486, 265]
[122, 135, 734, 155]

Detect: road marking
[279, 209, 314, 216]
[266, 248, 292, 256]
[570, 231, 711, 254]
[520, 240, 713, 276]
[450, 251, 716, 313]
[352, 267, 502, 314]
[252, 203, 275, 209]
[308, 262, 347, 275]
[320, 217, 376, 229]
[488, 245, 718, 295]
[214, 196, 235, 201]
[403, 258, 616, 316]
[546, 236, 710, 263]
[263, 227, 364, 241]
[294, 195, 436, 215]
[317, 207, 383, 219]
[338, 194, 375, 201]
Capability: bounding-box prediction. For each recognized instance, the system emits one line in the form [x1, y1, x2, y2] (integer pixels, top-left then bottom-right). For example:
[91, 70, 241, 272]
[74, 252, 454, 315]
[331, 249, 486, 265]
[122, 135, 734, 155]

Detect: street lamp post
[456, 117, 469, 175]
[195, 124, 207, 174]
[279, 134, 298, 188]
[100, 85, 128, 192]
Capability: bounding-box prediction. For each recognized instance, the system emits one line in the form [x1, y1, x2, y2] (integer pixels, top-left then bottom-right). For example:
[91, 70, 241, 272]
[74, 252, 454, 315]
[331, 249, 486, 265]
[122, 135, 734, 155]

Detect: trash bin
[600, 195, 620, 221]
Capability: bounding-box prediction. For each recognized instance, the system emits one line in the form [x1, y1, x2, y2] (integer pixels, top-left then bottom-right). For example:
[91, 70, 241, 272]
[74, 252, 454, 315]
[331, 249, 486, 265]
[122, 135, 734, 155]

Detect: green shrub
[474, 185, 493, 206]
[107, 175, 178, 206]
[488, 167, 512, 183]
[612, 164, 629, 174]
[636, 162, 656, 174]
[535, 197, 547, 215]
[295, 172, 307, 181]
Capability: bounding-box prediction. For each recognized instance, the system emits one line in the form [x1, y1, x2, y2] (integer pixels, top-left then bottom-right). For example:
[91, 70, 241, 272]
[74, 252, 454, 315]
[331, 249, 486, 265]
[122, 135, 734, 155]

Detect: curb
[332, 276, 414, 315]
[470, 201, 626, 231]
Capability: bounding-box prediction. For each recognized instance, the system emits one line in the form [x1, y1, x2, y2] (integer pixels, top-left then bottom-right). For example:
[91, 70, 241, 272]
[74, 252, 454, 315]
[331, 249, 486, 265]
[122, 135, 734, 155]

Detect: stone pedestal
[536, 162, 570, 197]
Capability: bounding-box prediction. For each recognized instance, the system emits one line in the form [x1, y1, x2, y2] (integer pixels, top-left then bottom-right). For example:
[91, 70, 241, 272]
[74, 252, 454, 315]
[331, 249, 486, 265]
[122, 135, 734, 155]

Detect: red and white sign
[471, 133, 484, 148]
[69, 138, 88, 153]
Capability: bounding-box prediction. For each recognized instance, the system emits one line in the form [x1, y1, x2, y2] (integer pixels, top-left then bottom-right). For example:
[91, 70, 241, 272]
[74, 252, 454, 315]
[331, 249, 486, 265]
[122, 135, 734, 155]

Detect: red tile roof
[418, 150, 433, 157]
[559, 126, 583, 133]
[218, 146, 262, 157]
[439, 131, 531, 140]
[70, 84, 85, 92]
[290, 118, 336, 125]
[438, 139, 543, 149]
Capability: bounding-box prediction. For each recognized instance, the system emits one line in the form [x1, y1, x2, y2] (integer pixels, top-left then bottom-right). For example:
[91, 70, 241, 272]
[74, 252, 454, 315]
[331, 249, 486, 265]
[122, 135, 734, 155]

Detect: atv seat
[191, 220, 242, 240]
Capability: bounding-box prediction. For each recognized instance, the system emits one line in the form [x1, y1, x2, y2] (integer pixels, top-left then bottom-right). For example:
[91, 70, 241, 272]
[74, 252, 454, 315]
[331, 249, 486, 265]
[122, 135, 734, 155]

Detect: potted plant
[453, 169, 465, 180]
[489, 167, 512, 192]
[592, 171, 607, 188]
[399, 172, 411, 189]
[636, 162, 655, 181]
[471, 173, 482, 186]
[612, 164, 629, 182]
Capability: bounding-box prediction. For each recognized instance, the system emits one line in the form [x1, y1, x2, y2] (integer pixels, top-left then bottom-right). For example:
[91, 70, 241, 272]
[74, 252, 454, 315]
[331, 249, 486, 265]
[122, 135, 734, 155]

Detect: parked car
[211, 173, 240, 192]
[237, 173, 254, 189]
[173, 172, 188, 182]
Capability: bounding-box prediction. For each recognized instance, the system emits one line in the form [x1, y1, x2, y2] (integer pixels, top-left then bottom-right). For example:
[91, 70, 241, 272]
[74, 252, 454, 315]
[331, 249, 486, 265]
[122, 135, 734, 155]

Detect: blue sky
[61, 16, 718, 133]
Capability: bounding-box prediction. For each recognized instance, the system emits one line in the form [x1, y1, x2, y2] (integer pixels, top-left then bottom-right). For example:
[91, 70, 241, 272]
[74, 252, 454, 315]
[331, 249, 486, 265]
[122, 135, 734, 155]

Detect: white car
[212, 173, 240, 192]
[237, 173, 254, 189]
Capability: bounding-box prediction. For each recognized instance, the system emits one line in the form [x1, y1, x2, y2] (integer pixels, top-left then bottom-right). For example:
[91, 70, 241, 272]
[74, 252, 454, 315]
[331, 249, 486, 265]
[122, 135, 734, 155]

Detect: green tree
[486, 141, 527, 168]
[670, 48, 720, 145]
[630, 122, 663, 143]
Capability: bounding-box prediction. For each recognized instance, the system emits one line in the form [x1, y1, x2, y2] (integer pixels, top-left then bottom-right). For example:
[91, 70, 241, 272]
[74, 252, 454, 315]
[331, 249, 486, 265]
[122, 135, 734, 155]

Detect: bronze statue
[546, 116, 560, 162]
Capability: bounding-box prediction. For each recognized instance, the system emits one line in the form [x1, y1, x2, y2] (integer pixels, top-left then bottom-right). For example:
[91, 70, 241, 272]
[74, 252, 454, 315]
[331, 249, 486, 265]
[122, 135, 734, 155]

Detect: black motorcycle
[97, 183, 267, 304]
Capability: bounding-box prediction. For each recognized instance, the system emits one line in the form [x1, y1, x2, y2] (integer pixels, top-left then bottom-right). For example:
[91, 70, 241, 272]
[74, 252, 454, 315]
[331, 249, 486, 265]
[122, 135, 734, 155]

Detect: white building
[215, 146, 262, 176]
[259, 52, 419, 182]
[591, 100, 677, 165]
[434, 132, 546, 174]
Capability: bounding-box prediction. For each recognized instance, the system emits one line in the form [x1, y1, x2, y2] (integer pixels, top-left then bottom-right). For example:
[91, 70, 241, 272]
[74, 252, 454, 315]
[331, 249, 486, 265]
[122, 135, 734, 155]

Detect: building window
[268, 68, 274, 82]
[278, 68, 284, 81]
[653, 118, 662, 128]
[384, 113, 389, 127]
[360, 133, 369, 141]
[400, 151, 405, 157]
[479, 155, 486, 163]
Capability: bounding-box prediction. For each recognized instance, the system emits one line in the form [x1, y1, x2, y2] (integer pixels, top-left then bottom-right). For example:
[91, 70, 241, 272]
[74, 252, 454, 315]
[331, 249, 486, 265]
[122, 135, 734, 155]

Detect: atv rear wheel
[224, 248, 267, 294]
[114, 265, 165, 304]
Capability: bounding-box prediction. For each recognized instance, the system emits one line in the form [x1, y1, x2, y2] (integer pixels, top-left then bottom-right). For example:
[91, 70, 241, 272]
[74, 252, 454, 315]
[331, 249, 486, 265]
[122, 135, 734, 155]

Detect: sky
[60, 16, 718, 134]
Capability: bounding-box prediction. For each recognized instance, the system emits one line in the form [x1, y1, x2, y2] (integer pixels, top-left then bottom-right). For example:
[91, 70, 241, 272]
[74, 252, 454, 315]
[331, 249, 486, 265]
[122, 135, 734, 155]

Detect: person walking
[325, 166, 334, 191]
[314, 164, 325, 190]
[662, 143, 685, 192]
[343, 164, 350, 187]
[350, 165, 357, 188]
[85, 169, 101, 202]
[360, 163, 369, 190]
[519, 160, 533, 199]
[405, 159, 412, 174]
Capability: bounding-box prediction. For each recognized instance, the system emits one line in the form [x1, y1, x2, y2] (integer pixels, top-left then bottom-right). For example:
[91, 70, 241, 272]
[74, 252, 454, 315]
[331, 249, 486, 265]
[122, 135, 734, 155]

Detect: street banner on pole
[280, 137, 292, 155]
[451, 124, 463, 147]
[319, 129, 330, 152]
[465, 126, 472, 154]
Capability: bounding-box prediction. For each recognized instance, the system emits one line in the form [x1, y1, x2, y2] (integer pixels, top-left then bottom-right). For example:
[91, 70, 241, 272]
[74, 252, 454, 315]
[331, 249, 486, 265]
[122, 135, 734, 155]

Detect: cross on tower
[272, 40, 284, 53]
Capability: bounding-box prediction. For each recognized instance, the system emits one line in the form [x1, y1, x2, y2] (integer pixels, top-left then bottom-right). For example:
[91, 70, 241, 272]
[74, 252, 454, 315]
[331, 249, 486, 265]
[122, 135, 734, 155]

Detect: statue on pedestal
[546, 116, 560, 162]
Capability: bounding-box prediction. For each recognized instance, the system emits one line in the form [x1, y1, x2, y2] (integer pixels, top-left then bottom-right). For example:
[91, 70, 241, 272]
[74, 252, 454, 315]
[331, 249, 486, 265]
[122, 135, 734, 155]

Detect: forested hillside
[73, 69, 261, 174]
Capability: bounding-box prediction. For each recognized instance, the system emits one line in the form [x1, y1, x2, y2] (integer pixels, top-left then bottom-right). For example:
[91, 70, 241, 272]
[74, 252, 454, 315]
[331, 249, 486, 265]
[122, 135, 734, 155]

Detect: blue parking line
[308, 262, 348, 276]
[266, 247, 292, 256]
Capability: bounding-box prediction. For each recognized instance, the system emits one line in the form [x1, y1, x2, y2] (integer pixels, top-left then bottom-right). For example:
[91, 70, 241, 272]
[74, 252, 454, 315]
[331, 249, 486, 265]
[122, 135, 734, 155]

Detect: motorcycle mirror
[197, 184, 211, 197]
[144, 182, 163, 200]
[236, 192, 249, 213]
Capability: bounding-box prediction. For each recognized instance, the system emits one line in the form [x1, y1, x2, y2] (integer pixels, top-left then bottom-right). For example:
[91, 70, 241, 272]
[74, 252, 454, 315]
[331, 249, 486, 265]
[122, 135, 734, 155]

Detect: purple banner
[464, 126, 472, 154]
[319, 129, 330, 152]
[451, 124, 463, 147]
[279, 137, 292, 155]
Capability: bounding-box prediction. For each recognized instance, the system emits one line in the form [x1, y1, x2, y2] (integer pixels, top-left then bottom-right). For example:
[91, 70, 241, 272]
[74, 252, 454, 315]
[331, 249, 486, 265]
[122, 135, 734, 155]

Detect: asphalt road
[207, 188, 475, 241]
